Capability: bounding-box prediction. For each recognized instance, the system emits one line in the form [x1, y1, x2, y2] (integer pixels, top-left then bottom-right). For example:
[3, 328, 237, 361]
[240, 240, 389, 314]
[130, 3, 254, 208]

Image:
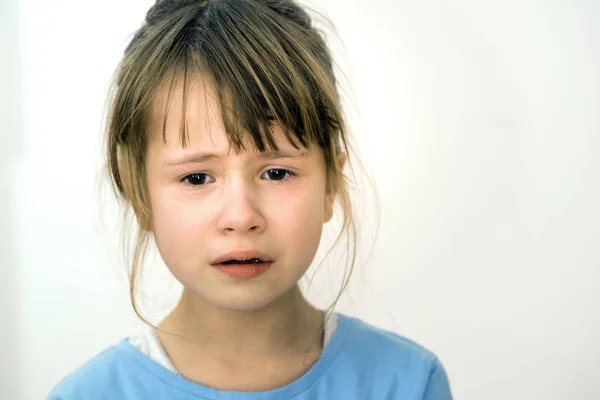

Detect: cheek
[149, 188, 211, 266]
[148, 177, 327, 270]
[270, 185, 326, 260]
[277, 191, 323, 228]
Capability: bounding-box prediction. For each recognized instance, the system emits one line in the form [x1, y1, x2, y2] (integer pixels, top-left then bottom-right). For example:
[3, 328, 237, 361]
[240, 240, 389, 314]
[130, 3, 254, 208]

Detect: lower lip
[213, 262, 273, 279]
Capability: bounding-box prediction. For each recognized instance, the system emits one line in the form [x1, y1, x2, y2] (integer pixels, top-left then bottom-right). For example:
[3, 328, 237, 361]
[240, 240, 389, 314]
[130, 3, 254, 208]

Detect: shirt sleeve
[422, 358, 453, 400]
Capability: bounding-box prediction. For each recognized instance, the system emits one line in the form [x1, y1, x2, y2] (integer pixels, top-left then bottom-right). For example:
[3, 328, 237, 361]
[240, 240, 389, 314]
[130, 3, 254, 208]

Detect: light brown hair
[105, 0, 358, 323]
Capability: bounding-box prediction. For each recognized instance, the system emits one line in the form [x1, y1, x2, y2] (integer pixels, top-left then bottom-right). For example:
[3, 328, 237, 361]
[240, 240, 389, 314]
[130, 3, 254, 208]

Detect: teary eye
[182, 173, 215, 186]
[261, 169, 295, 181]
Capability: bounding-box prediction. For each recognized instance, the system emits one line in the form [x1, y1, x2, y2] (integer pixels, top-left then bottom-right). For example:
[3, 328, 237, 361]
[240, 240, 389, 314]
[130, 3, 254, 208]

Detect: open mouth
[213, 257, 272, 279]
[219, 258, 264, 265]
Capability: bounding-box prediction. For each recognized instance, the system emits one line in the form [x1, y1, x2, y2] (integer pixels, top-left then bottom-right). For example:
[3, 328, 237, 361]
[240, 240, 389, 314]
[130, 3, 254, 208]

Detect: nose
[216, 179, 266, 235]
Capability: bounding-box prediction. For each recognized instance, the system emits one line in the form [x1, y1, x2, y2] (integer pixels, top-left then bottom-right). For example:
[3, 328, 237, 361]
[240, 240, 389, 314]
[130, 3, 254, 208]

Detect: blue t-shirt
[48, 314, 452, 399]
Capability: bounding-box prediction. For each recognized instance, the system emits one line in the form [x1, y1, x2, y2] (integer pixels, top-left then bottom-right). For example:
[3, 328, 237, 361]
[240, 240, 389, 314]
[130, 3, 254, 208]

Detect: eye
[181, 173, 215, 186]
[261, 168, 295, 181]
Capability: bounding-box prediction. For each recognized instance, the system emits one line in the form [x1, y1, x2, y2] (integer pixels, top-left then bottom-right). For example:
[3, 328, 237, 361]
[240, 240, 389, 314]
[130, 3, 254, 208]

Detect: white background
[1, 0, 599, 399]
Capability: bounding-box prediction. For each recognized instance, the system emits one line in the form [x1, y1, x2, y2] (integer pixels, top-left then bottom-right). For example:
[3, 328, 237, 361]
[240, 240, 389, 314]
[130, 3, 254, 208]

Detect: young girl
[49, 0, 452, 398]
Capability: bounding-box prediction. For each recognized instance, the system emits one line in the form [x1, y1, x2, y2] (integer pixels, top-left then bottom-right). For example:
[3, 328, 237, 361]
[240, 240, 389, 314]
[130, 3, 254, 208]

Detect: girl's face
[145, 78, 336, 311]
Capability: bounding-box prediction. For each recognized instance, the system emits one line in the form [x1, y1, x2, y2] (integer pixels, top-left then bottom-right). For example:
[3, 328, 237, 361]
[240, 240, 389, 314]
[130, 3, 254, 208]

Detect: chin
[196, 284, 292, 312]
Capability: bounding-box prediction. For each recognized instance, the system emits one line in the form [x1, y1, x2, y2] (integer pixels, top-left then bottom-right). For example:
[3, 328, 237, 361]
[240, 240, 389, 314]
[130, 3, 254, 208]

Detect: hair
[105, 0, 359, 326]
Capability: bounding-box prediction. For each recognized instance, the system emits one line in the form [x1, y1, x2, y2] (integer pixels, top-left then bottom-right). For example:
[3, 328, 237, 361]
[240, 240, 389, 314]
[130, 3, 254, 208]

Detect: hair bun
[145, 0, 207, 25]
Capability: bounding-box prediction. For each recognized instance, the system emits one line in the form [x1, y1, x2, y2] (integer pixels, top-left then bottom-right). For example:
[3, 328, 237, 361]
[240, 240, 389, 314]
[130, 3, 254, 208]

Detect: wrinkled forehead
[147, 76, 219, 146]
[146, 74, 313, 155]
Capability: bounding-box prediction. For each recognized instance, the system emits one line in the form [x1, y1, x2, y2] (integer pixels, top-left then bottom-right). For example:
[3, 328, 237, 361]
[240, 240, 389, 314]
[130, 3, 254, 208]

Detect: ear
[324, 152, 347, 223]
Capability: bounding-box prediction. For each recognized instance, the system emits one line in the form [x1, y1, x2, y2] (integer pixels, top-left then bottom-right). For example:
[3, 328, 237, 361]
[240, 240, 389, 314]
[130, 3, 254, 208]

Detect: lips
[211, 250, 275, 265]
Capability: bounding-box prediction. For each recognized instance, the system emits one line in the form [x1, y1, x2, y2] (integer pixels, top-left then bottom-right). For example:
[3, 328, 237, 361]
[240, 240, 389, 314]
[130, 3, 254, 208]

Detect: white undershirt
[128, 313, 340, 375]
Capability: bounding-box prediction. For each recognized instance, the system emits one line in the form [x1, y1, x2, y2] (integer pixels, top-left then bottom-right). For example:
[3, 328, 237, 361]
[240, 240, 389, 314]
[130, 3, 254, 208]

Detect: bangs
[107, 1, 358, 325]
[123, 0, 341, 154]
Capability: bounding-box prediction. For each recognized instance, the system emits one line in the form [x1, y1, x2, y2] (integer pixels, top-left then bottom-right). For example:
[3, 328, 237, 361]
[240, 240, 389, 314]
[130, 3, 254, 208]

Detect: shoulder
[333, 314, 452, 399]
[47, 340, 137, 400]
[339, 314, 438, 366]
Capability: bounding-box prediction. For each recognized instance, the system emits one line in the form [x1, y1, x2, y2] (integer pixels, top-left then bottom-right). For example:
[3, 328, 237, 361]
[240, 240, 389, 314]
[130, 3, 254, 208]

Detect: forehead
[146, 75, 307, 154]
[148, 76, 223, 147]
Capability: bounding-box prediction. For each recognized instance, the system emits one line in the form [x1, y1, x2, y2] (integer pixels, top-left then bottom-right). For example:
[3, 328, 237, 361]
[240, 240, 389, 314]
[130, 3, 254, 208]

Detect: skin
[144, 76, 346, 391]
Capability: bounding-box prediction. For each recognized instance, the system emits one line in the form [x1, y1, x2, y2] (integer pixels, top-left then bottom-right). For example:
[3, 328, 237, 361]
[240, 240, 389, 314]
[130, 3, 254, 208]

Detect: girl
[49, 0, 452, 398]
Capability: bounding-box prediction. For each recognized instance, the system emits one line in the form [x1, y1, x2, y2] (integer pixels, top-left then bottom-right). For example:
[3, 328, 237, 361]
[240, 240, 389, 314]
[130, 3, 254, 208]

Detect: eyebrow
[161, 149, 306, 168]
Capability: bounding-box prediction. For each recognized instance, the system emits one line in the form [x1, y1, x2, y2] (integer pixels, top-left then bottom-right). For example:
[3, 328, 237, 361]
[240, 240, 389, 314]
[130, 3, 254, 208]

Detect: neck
[158, 285, 323, 359]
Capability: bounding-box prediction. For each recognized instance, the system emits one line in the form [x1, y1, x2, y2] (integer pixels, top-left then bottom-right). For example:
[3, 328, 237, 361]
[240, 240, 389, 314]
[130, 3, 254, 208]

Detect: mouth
[211, 250, 275, 280]
[211, 251, 274, 279]
[219, 258, 265, 265]
[211, 250, 275, 266]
